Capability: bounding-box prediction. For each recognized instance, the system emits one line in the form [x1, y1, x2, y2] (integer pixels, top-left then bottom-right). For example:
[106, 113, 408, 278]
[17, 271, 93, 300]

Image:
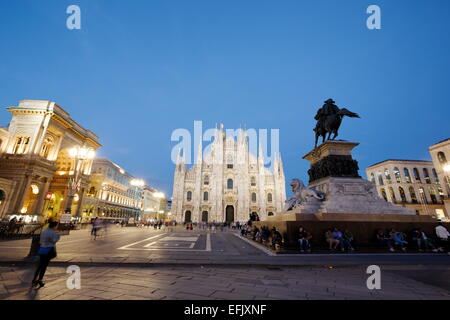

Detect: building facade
[0, 100, 101, 222]
[141, 186, 166, 221]
[171, 126, 286, 223]
[366, 159, 447, 220]
[429, 138, 450, 216]
[82, 158, 144, 222]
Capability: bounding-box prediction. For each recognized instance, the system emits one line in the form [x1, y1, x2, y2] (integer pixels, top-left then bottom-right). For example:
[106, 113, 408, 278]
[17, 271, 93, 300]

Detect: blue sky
[0, 0, 449, 195]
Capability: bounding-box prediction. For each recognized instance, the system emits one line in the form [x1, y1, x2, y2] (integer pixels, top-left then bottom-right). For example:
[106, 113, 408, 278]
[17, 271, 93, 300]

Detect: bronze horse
[314, 108, 360, 148]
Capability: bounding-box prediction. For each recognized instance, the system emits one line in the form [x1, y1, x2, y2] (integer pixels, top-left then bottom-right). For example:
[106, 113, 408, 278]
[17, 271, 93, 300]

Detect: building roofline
[367, 159, 433, 169]
[429, 138, 450, 149]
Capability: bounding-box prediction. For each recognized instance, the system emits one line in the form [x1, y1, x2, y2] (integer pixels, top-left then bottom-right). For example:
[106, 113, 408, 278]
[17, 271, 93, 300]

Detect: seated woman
[325, 228, 339, 251]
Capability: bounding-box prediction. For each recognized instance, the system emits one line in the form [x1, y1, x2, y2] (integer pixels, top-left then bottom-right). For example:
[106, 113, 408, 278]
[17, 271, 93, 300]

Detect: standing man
[31, 220, 60, 288]
[435, 223, 450, 253]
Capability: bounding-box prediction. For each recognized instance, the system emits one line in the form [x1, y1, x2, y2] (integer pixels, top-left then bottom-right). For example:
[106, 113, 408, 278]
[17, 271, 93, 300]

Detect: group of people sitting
[376, 223, 450, 253]
[242, 222, 450, 254]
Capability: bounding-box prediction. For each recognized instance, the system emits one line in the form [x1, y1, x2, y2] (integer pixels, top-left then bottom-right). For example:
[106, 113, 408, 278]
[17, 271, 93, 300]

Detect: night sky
[1, 0, 449, 196]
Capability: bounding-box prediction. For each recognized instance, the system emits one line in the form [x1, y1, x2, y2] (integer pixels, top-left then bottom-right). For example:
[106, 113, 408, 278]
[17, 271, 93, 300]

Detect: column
[75, 188, 86, 217]
[33, 179, 51, 216]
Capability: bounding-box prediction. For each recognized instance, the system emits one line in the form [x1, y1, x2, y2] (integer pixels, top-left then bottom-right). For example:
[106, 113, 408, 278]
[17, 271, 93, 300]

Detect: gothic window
[251, 177, 256, 186]
[268, 212, 274, 216]
[370, 173, 375, 183]
[203, 191, 208, 201]
[413, 168, 421, 182]
[393, 167, 401, 183]
[251, 192, 256, 202]
[423, 168, 431, 184]
[227, 164, 233, 169]
[227, 179, 233, 189]
[187, 191, 192, 201]
[380, 188, 387, 201]
[403, 168, 411, 183]
[399, 186, 407, 203]
[267, 193, 272, 202]
[203, 175, 209, 185]
[437, 152, 447, 164]
[409, 187, 418, 203]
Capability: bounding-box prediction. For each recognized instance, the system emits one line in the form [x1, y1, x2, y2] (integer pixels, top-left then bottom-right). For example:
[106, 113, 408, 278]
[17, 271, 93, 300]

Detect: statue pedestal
[285, 140, 416, 218]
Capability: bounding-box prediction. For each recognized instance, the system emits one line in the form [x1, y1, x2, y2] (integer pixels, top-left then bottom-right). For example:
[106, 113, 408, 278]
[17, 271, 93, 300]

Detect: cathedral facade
[171, 126, 286, 223]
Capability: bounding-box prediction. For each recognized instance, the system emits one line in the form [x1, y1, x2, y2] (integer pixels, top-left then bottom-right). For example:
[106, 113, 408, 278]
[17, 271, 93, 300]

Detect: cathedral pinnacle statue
[314, 99, 360, 148]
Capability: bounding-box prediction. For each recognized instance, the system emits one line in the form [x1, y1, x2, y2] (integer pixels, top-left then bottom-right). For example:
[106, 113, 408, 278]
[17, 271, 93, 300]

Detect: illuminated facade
[171, 126, 286, 223]
[0, 100, 100, 222]
[82, 158, 144, 222]
[429, 138, 450, 218]
[141, 186, 166, 221]
[366, 159, 448, 220]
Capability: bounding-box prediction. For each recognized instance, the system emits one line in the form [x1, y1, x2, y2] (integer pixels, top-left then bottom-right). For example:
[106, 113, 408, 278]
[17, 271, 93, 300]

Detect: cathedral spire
[196, 140, 203, 165]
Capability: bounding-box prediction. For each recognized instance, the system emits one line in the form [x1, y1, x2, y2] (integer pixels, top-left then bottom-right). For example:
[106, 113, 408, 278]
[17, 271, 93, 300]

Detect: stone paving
[0, 264, 449, 300]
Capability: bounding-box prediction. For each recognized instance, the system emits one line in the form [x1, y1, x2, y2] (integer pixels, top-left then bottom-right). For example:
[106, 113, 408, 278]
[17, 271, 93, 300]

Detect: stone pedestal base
[309, 176, 416, 215]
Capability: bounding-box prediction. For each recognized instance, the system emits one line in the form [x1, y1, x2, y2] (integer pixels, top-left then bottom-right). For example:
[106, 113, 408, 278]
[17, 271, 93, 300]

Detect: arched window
[40, 136, 54, 159]
[418, 187, 426, 203]
[432, 169, 439, 183]
[203, 191, 208, 201]
[384, 169, 391, 182]
[251, 192, 257, 202]
[380, 188, 387, 201]
[423, 168, 431, 184]
[227, 179, 233, 189]
[413, 168, 421, 182]
[186, 191, 192, 201]
[437, 152, 447, 164]
[388, 187, 396, 202]
[370, 173, 375, 183]
[429, 188, 437, 204]
[268, 212, 274, 216]
[403, 168, 411, 183]
[393, 167, 401, 183]
[399, 187, 407, 203]
[437, 187, 444, 201]
[377, 172, 384, 186]
[203, 175, 209, 185]
[251, 177, 256, 187]
[201, 211, 208, 222]
[267, 193, 273, 202]
[409, 187, 418, 203]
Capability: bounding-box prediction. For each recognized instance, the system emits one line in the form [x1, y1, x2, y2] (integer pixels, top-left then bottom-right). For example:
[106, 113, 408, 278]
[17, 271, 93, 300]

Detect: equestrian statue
[314, 99, 360, 148]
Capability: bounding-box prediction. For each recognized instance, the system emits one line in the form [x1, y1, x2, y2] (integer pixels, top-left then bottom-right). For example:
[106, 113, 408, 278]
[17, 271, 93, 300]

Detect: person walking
[435, 223, 450, 253]
[31, 220, 60, 289]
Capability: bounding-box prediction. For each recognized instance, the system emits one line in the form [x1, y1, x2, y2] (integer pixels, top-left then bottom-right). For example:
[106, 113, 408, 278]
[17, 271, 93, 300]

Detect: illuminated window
[403, 168, 411, 183]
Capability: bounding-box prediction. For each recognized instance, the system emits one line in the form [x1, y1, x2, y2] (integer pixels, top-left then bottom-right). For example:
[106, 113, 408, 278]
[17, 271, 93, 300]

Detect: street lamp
[64, 146, 96, 217]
